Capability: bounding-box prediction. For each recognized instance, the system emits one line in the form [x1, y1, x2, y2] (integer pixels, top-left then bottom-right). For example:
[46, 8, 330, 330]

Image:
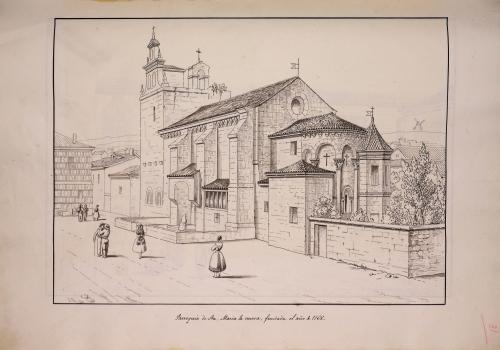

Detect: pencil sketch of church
[54, 20, 447, 304]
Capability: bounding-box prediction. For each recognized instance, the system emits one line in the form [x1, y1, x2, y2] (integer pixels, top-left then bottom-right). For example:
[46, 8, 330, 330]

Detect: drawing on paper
[54, 19, 447, 304]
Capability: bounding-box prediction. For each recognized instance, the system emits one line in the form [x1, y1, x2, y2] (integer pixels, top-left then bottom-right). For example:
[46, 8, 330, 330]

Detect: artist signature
[481, 314, 499, 345]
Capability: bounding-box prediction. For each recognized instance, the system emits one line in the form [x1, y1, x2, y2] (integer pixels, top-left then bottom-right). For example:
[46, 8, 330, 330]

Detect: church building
[134, 28, 393, 254]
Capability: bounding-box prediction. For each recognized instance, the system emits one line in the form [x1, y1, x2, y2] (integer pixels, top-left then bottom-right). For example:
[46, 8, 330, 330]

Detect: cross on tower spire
[196, 48, 201, 62]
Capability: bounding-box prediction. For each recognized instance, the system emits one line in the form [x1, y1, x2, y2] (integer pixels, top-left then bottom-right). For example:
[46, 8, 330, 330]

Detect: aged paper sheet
[1, 0, 499, 349]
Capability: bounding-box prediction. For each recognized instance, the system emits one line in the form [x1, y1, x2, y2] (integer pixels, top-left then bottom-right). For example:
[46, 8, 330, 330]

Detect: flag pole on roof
[290, 58, 300, 77]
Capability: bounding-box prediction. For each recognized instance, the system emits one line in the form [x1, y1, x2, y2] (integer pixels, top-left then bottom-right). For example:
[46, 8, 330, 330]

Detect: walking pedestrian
[209, 236, 226, 278]
[132, 223, 147, 259]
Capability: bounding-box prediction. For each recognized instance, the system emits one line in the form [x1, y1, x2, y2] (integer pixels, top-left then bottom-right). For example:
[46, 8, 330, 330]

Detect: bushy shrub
[348, 208, 369, 222]
[312, 196, 341, 219]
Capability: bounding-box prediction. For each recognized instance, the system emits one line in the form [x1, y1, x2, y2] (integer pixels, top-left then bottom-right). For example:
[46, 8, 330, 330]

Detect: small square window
[289, 207, 298, 224]
[290, 141, 297, 155]
[264, 201, 269, 213]
[214, 213, 220, 223]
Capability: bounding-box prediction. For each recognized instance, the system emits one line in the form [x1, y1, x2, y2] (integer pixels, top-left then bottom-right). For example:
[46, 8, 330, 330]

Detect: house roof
[361, 117, 393, 152]
[55, 132, 94, 149]
[159, 77, 300, 132]
[91, 152, 138, 170]
[269, 112, 366, 139]
[393, 144, 445, 163]
[202, 178, 230, 190]
[167, 163, 198, 178]
[108, 165, 140, 179]
[266, 160, 334, 177]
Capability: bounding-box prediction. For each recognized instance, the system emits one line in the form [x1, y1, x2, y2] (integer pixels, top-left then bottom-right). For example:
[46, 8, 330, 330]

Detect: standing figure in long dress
[93, 204, 100, 221]
[209, 236, 226, 278]
[93, 223, 106, 257]
[132, 223, 147, 259]
[83, 204, 88, 221]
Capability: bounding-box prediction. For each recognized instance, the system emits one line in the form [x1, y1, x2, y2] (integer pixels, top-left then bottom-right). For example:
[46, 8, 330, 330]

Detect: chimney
[72, 133, 77, 143]
[129, 148, 134, 156]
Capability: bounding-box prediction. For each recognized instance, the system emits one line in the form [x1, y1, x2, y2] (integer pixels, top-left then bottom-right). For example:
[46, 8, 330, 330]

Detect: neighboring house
[133, 28, 393, 256]
[391, 143, 445, 179]
[54, 132, 94, 216]
[91, 149, 140, 212]
[108, 165, 140, 217]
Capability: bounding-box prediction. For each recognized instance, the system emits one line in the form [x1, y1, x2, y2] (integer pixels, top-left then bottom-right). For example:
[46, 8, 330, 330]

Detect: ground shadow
[140, 256, 165, 259]
[219, 275, 256, 279]
[104, 254, 125, 258]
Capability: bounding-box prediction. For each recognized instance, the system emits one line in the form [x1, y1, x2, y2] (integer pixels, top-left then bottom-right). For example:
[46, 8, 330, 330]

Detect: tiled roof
[167, 163, 198, 178]
[165, 65, 185, 72]
[362, 118, 392, 152]
[55, 132, 94, 149]
[202, 178, 230, 190]
[269, 112, 366, 139]
[160, 77, 300, 132]
[108, 165, 140, 178]
[393, 144, 445, 163]
[266, 160, 334, 176]
[91, 152, 138, 170]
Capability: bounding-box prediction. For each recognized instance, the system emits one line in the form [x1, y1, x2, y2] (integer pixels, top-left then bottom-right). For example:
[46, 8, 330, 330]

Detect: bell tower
[139, 27, 216, 218]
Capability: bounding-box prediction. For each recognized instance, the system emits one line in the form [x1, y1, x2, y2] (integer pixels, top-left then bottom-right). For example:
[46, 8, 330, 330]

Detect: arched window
[317, 144, 336, 170]
[197, 69, 206, 90]
[155, 190, 163, 206]
[146, 188, 153, 205]
[291, 96, 305, 115]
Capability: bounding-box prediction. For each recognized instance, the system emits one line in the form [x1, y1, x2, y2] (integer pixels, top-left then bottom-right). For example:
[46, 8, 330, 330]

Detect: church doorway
[313, 224, 327, 257]
[174, 182, 191, 226]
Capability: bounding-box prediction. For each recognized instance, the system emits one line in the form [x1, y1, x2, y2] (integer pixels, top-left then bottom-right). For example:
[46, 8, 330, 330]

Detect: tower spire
[152, 26, 155, 39]
[196, 48, 201, 63]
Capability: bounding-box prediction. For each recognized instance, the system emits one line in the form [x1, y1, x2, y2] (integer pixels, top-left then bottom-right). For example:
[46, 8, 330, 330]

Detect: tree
[209, 82, 228, 101]
[385, 143, 445, 225]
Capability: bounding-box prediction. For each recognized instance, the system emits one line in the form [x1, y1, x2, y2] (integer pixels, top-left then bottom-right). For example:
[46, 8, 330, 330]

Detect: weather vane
[290, 58, 300, 77]
[366, 106, 375, 120]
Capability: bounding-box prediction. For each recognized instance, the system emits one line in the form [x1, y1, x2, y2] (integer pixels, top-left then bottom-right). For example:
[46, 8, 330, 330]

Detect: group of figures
[92, 223, 147, 259]
[76, 203, 100, 222]
[91, 222, 226, 277]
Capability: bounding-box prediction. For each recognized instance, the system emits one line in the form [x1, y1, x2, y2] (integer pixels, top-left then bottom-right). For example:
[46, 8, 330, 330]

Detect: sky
[54, 19, 448, 144]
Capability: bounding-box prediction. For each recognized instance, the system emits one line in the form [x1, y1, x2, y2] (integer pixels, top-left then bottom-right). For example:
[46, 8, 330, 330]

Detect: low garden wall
[309, 217, 445, 278]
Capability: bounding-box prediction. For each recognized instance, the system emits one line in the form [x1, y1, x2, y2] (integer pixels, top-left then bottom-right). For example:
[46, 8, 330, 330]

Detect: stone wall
[309, 218, 445, 278]
[268, 177, 307, 254]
